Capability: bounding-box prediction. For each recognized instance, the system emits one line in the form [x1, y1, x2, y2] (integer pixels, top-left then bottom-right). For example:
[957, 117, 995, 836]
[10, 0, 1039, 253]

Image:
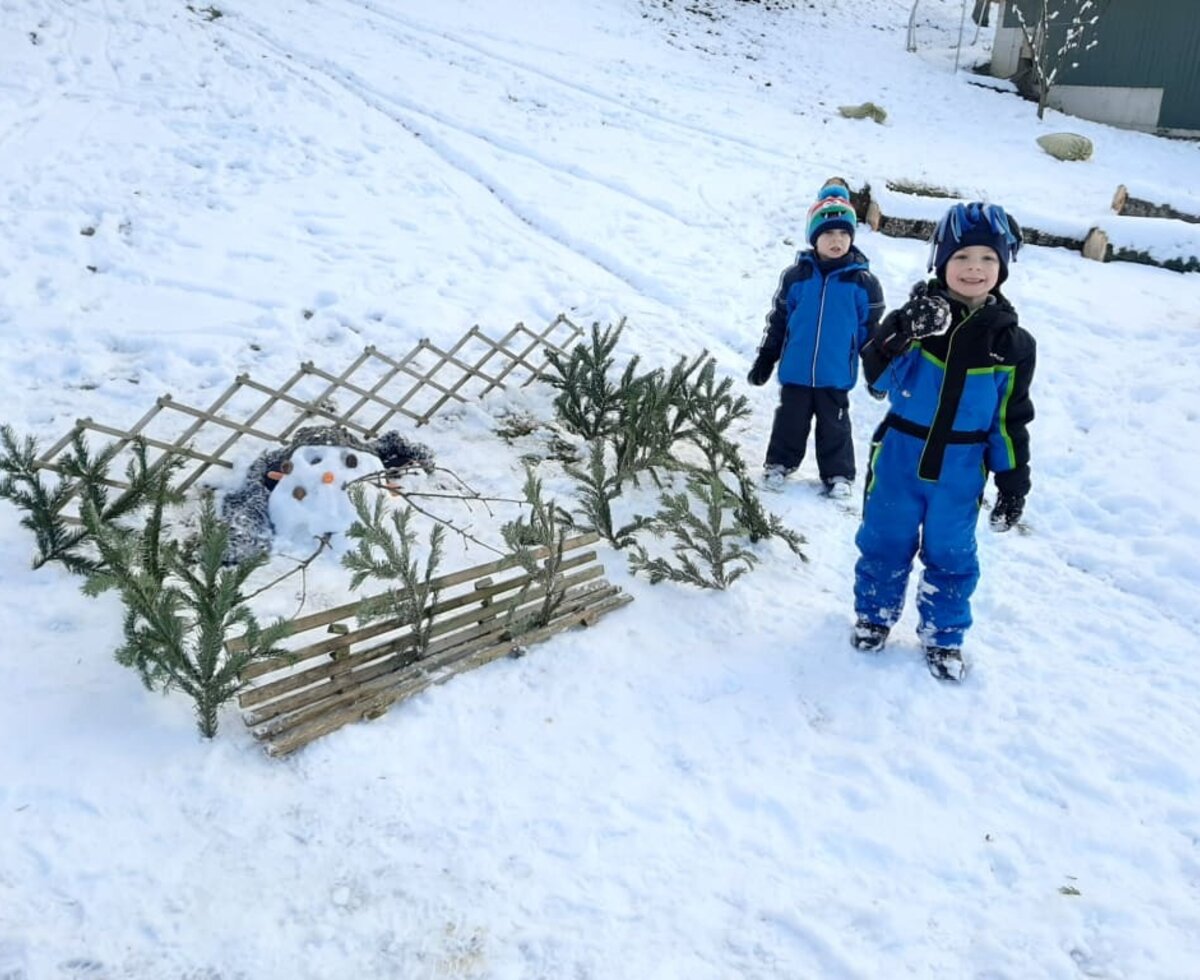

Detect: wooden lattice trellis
[34, 316, 582, 520]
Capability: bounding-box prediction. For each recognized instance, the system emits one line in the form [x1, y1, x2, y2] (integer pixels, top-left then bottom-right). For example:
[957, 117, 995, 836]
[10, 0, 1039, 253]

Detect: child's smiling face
[944, 245, 1001, 306]
[814, 228, 852, 260]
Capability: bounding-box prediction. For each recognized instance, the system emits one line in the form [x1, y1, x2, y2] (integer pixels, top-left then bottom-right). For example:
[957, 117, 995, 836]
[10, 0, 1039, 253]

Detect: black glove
[878, 283, 952, 357]
[989, 492, 1025, 532]
[746, 352, 776, 386]
[904, 283, 953, 338]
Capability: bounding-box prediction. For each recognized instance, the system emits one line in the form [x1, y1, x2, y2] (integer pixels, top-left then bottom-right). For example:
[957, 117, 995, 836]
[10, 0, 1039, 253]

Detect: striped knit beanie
[807, 184, 857, 246]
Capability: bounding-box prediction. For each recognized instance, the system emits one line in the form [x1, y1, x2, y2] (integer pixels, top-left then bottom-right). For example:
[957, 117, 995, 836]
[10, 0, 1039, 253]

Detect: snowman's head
[267, 444, 382, 549]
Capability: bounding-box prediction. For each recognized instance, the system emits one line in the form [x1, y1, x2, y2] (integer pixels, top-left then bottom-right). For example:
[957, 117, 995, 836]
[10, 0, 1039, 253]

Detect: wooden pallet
[228, 533, 631, 757]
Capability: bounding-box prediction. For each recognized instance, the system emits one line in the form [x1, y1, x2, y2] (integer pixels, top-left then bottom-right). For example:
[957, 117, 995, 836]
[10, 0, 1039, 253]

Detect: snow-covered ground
[2, 0, 1200, 976]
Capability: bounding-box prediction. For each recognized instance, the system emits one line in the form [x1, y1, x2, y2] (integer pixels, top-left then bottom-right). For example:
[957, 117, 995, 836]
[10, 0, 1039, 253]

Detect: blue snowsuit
[853, 284, 1035, 648]
[757, 246, 884, 480]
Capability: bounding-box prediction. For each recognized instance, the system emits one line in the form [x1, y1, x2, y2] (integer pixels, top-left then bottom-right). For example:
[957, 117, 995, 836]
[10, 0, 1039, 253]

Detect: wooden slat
[179, 367, 308, 484]
[262, 590, 633, 756]
[164, 380, 246, 490]
[231, 532, 600, 659]
[338, 347, 406, 433]
[250, 584, 621, 738]
[76, 416, 230, 468]
[276, 350, 376, 443]
[212, 376, 357, 434]
[239, 564, 605, 709]
[243, 580, 618, 727]
[417, 326, 519, 423]
[476, 324, 552, 397]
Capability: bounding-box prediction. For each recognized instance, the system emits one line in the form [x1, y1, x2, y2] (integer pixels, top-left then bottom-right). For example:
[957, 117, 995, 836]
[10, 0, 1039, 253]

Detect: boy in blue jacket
[747, 182, 885, 496]
[851, 202, 1035, 681]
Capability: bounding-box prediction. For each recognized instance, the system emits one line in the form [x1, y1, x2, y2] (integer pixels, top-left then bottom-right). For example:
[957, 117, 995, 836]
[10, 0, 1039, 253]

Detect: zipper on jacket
[811, 275, 829, 384]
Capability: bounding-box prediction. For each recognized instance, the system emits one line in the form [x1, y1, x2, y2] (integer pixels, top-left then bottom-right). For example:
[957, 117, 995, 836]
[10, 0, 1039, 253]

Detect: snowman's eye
[304, 449, 323, 465]
[292, 486, 307, 501]
[343, 452, 358, 469]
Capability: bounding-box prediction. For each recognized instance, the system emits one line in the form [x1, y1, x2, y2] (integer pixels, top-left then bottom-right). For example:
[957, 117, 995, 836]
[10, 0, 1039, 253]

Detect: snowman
[266, 444, 383, 552]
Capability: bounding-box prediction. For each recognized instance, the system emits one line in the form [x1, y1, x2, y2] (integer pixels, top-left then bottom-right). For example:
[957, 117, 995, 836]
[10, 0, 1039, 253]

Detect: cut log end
[1082, 227, 1110, 263]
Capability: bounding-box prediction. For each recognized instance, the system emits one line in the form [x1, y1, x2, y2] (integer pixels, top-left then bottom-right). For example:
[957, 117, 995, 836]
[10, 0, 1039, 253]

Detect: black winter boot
[851, 618, 890, 652]
[924, 646, 966, 682]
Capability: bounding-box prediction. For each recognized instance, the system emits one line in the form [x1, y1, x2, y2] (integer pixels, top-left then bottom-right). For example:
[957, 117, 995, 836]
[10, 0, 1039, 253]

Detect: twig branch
[397, 495, 506, 556]
[241, 534, 331, 611]
[343, 464, 527, 557]
[388, 490, 525, 504]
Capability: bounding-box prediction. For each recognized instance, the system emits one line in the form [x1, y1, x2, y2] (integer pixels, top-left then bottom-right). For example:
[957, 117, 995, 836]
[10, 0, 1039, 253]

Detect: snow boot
[823, 476, 853, 499]
[924, 645, 966, 682]
[851, 618, 889, 652]
[762, 463, 793, 491]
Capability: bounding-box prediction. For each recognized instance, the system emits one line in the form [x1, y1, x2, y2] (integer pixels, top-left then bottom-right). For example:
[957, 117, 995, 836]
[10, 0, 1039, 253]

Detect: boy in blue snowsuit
[747, 182, 885, 497]
[852, 202, 1035, 681]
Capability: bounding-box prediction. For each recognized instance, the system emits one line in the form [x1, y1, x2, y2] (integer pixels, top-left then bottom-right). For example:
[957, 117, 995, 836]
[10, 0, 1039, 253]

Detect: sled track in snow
[214, 0, 837, 307]
[215, 11, 696, 303]
[319, 0, 809, 169]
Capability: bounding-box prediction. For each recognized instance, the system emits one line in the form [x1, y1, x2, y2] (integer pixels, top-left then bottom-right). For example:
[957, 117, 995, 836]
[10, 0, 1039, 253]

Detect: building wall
[1046, 84, 1164, 130]
[992, 0, 1200, 132]
[991, 11, 1024, 77]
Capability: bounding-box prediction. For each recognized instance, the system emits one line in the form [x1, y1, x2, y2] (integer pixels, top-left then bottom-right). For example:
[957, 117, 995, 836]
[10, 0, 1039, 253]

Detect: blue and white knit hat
[928, 201, 1023, 285]
[807, 184, 857, 246]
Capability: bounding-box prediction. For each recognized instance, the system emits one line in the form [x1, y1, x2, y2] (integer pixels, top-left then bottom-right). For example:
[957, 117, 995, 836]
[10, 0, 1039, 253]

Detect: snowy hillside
[2, 0, 1200, 977]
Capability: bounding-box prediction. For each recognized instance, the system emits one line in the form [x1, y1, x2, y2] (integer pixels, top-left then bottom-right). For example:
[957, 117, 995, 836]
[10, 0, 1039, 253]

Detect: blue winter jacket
[757, 246, 884, 390]
[862, 283, 1036, 496]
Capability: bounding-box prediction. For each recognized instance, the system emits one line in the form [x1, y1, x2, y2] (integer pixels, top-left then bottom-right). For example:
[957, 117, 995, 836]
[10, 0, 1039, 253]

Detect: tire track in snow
[216, 12, 690, 306]
[310, 0, 714, 229]
[323, 0, 807, 170]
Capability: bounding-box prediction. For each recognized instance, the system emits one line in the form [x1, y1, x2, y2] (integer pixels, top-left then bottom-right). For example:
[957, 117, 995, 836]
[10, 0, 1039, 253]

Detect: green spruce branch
[544, 325, 808, 579]
[501, 468, 573, 637]
[0, 425, 184, 575]
[562, 439, 652, 549]
[725, 454, 807, 560]
[543, 320, 636, 440]
[83, 492, 290, 739]
[679, 357, 752, 474]
[610, 367, 680, 488]
[342, 485, 445, 659]
[628, 473, 758, 589]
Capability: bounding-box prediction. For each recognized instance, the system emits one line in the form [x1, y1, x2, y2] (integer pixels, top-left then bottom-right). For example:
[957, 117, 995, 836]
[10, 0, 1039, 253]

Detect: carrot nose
[321, 471, 336, 484]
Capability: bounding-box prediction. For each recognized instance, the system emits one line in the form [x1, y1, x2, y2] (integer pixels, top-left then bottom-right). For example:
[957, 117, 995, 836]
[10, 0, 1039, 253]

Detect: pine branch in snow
[501, 468, 573, 637]
[0, 425, 184, 576]
[629, 473, 758, 590]
[342, 485, 446, 658]
[83, 493, 290, 739]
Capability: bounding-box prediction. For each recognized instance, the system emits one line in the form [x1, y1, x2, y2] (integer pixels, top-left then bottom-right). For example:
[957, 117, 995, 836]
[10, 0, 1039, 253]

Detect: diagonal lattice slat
[36, 316, 582, 521]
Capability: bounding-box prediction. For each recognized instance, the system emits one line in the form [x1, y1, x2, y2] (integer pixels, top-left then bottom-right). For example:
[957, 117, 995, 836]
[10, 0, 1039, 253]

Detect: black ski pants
[764, 384, 855, 482]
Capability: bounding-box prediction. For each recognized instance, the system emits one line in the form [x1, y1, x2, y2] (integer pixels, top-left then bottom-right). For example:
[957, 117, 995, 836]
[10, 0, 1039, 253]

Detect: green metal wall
[1003, 0, 1200, 130]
